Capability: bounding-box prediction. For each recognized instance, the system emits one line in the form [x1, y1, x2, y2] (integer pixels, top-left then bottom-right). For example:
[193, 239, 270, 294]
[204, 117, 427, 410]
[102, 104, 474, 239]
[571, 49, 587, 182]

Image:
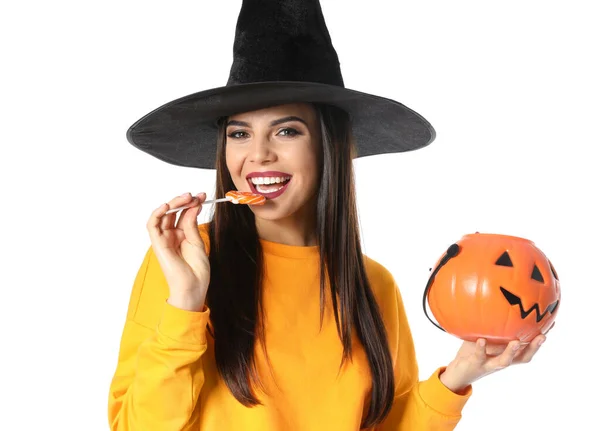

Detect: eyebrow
[226, 116, 308, 128]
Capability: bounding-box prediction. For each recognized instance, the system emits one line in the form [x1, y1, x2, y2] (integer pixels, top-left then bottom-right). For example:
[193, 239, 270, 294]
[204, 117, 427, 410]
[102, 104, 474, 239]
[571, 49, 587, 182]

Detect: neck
[255, 207, 317, 247]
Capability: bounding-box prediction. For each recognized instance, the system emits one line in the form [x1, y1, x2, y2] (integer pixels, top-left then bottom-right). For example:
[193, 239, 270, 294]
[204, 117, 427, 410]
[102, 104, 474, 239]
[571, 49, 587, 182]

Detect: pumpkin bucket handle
[422, 243, 460, 333]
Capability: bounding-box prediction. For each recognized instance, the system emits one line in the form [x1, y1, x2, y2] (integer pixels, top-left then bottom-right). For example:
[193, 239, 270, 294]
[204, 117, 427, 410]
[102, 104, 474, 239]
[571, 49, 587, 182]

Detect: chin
[249, 203, 297, 222]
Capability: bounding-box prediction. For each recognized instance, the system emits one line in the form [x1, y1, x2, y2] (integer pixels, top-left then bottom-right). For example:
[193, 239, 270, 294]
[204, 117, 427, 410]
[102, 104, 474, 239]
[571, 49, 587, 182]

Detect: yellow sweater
[108, 224, 471, 430]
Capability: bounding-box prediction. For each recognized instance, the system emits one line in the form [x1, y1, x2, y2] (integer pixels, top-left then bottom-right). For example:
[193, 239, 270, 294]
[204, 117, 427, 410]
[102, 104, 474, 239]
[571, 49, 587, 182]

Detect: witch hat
[126, 0, 435, 169]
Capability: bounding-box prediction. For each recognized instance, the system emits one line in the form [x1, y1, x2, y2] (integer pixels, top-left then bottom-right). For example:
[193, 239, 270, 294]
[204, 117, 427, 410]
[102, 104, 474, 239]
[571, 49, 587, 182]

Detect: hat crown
[227, 0, 344, 87]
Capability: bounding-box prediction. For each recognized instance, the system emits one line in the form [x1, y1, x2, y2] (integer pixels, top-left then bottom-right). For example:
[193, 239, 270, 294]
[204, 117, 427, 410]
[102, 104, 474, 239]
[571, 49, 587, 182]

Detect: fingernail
[512, 343, 520, 351]
[538, 338, 546, 347]
[181, 192, 190, 197]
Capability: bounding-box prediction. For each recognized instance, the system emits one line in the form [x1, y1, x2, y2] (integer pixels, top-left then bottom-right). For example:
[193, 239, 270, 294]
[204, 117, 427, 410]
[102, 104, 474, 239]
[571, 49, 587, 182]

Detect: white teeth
[250, 176, 291, 185]
[256, 183, 285, 193]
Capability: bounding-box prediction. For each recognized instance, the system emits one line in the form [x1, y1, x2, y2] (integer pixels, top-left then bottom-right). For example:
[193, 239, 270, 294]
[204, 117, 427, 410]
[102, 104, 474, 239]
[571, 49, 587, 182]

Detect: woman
[109, 1, 548, 430]
[108, 102, 546, 430]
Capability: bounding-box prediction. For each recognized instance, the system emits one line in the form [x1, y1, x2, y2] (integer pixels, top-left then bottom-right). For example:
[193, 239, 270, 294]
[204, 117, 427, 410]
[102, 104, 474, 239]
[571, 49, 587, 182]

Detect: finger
[176, 194, 203, 228]
[486, 340, 521, 371]
[180, 192, 207, 249]
[162, 193, 195, 231]
[515, 334, 546, 364]
[147, 202, 169, 240]
[161, 193, 193, 230]
[485, 342, 511, 356]
[473, 339, 487, 364]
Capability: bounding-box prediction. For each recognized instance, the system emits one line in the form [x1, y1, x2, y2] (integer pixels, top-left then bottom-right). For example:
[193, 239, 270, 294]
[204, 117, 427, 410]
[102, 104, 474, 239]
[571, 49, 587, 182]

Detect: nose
[248, 133, 276, 164]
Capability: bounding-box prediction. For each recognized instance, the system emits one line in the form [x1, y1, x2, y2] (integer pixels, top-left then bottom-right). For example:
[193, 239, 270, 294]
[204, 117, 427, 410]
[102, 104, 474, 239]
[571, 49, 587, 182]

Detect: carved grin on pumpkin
[500, 287, 559, 322]
[495, 251, 560, 323]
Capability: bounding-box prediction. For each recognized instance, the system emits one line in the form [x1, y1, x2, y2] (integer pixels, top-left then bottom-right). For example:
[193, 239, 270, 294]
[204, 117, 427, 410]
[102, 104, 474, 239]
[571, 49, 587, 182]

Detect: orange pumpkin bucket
[423, 233, 561, 343]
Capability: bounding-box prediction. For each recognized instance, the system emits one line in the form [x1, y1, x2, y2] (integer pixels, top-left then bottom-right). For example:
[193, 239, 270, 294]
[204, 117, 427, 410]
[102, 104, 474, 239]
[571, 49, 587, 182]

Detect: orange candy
[225, 190, 266, 205]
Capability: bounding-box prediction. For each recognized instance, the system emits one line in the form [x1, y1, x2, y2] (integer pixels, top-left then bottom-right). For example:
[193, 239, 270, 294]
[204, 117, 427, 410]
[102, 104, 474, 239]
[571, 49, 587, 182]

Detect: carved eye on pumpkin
[531, 265, 544, 283]
[495, 250, 559, 283]
[495, 251, 513, 267]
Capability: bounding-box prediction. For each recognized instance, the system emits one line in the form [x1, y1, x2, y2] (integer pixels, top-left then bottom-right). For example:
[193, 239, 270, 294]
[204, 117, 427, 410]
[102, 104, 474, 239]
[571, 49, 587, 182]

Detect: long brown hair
[206, 104, 395, 428]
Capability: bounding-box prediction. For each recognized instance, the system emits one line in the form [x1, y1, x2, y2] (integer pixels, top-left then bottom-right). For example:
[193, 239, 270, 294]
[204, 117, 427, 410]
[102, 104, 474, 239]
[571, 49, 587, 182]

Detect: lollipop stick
[202, 197, 231, 205]
[165, 197, 230, 214]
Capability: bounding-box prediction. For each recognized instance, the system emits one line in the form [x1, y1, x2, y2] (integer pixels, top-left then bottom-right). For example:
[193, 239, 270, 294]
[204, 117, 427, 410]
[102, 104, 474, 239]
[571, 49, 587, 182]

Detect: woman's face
[225, 103, 321, 221]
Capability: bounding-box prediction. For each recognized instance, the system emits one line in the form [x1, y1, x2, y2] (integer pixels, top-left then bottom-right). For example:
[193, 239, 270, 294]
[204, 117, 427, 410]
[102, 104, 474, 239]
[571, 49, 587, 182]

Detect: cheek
[225, 147, 243, 176]
[291, 140, 320, 182]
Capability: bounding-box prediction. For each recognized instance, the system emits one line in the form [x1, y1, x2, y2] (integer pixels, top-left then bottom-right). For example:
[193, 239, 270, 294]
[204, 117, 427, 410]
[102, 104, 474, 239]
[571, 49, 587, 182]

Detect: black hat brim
[126, 81, 436, 169]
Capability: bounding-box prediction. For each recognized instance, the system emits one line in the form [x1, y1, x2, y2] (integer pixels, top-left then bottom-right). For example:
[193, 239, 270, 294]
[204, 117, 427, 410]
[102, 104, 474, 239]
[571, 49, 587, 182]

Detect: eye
[277, 127, 300, 137]
[227, 130, 249, 139]
[531, 264, 544, 283]
[495, 251, 513, 267]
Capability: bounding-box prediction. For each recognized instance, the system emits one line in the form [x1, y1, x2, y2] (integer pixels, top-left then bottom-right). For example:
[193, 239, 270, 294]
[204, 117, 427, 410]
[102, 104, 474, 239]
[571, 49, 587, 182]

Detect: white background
[2, 0, 598, 429]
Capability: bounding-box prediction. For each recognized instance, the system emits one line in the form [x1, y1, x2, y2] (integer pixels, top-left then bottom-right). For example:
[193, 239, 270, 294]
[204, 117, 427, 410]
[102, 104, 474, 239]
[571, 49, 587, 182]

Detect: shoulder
[362, 255, 404, 322]
[363, 255, 399, 301]
[363, 255, 396, 287]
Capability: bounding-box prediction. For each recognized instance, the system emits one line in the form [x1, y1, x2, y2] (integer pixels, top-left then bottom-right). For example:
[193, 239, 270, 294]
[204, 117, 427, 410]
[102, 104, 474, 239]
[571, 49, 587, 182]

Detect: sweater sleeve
[377, 284, 472, 430]
[107, 245, 211, 431]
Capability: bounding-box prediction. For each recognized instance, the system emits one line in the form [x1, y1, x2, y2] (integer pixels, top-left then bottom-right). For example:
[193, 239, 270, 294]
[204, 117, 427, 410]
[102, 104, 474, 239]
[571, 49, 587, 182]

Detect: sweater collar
[260, 238, 319, 259]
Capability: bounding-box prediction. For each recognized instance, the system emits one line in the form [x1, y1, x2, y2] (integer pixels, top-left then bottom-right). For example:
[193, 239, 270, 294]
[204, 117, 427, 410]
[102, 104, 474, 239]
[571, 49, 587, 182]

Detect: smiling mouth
[247, 176, 292, 199]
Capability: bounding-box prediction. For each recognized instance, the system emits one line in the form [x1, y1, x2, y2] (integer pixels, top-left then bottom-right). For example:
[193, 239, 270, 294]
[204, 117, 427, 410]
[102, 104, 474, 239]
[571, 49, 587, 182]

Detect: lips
[246, 171, 291, 179]
[246, 171, 292, 200]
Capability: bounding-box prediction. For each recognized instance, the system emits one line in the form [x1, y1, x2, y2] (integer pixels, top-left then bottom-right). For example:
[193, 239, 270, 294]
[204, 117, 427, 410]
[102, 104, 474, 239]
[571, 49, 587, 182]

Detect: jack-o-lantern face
[424, 233, 561, 343]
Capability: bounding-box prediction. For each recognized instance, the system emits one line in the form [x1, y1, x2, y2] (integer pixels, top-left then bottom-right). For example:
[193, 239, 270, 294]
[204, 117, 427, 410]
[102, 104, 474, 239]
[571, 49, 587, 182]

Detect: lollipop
[225, 190, 266, 205]
[165, 190, 265, 214]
